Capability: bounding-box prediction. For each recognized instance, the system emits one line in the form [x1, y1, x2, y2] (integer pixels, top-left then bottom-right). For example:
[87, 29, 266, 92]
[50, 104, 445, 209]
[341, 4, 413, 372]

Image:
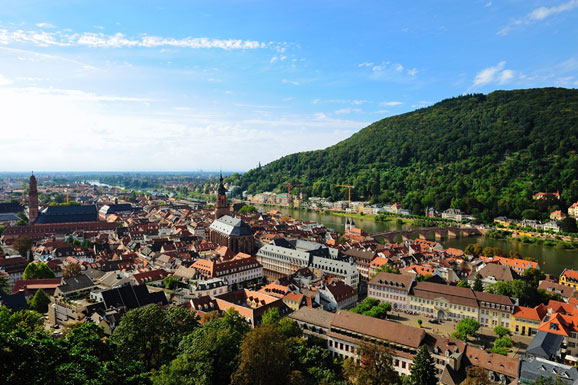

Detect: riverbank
[485, 230, 578, 251]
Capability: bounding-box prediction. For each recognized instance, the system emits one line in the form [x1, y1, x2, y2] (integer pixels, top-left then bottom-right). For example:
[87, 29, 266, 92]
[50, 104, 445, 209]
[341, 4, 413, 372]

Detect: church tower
[214, 172, 230, 219]
[29, 172, 39, 224]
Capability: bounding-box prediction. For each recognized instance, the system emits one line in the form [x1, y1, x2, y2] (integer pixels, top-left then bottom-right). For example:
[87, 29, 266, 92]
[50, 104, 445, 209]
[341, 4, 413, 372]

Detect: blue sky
[0, 0, 577, 172]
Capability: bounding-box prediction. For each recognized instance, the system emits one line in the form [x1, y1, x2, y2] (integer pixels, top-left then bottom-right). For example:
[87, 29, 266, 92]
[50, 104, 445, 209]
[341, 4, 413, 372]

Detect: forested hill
[238, 88, 578, 222]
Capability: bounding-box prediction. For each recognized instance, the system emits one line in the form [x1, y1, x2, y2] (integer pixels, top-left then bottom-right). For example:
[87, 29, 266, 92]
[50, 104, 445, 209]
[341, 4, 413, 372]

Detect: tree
[343, 340, 400, 385]
[0, 273, 10, 295]
[22, 262, 55, 280]
[417, 319, 423, 328]
[238, 205, 257, 214]
[374, 264, 400, 275]
[561, 217, 578, 233]
[493, 326, 511, 339]
[163, 276, 179, 290]
[473, 274, 484, 292]
[262, 307, 281, 325]
[62, 263, 82, 279]
[451, 318, 480, 341]
[154, 308, 249, 385]
[231, 324, 292, 385]
[28, 289, 51, 313]
[523, 268, 545, 289]
[112, 304, 199, 371]
[12, 237, 32, 258]
[464, 243, 483, 258]
[457, 280, 471, 288]
[462, 366, 492, 385]
[289, 337, 345, 385]
[531, 376, 568, 385]
[409, 345, 436, 385]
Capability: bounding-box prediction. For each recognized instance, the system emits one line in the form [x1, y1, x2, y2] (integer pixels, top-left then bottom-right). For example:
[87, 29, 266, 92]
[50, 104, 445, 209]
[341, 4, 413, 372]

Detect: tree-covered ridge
[240, 88, 578, 222]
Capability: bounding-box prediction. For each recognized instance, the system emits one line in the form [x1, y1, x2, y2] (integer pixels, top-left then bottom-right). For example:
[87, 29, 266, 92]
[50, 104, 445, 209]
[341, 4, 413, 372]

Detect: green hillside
[239, 88, 578, 222]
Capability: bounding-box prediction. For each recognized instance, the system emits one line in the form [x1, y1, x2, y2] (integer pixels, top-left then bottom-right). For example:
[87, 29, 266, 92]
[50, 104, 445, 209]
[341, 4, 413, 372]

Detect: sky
[0, 0, 577, 172]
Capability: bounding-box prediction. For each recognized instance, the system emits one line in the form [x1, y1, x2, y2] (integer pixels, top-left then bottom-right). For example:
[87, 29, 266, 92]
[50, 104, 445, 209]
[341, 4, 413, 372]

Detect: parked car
[428, 319, 441, 324]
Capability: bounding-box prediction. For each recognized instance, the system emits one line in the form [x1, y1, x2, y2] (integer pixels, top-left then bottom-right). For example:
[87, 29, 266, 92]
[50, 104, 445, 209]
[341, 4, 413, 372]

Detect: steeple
[217, 171, 226, 196]
[29, 172, 39, 224]
[215, 171, 229, 219]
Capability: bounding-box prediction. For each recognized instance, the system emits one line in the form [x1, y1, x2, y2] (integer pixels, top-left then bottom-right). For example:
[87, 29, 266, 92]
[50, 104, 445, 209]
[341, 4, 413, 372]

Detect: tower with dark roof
[215, 173, 230, 219]
[28, 172, 39, 224]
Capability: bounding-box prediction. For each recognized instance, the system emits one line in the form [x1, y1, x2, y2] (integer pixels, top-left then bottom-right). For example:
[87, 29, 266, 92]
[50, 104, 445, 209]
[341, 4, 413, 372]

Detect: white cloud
[0, 28, 271, 50]
[471, 61, 516, 88]
[352, 100, 367, 105]
[35, 23, 56, 29]
[362, 60, 419, 82]
[0, 73, 13, 86]
[282, 79, 300, 86]
[528, 0, 578, 20]
[334, 108, 361, 115]
[411, 101, 433, 109]
[380, 101, 403, 106]
[485, 2, 492, 7]
[269, 55, 287, 64]
[499, 69, 515, 84]
[498, 0, 578, 35]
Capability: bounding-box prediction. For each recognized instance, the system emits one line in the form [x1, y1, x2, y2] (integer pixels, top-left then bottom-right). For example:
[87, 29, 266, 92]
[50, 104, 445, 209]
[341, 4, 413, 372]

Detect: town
[2, 173, 578, 384]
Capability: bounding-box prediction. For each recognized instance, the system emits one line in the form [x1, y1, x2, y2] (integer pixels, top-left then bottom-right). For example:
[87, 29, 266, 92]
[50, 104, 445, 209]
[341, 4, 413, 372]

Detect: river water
[260, 206, 578, 276]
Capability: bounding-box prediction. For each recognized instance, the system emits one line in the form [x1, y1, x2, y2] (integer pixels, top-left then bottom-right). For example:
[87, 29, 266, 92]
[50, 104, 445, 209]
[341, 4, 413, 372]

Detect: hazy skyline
[1, 0, 577, 172]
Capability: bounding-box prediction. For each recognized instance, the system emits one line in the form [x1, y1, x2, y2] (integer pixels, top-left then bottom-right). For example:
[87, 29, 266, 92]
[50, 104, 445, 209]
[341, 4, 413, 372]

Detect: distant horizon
[0, 171, 246, 175]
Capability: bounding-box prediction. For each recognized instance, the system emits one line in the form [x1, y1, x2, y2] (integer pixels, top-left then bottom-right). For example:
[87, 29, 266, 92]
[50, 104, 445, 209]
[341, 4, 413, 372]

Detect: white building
[257, 238, 359, 287]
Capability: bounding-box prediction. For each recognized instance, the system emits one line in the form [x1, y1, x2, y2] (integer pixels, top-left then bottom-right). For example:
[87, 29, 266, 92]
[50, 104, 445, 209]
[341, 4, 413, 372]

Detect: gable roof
[526, 331, 564, 359]
[209, 215, 252, 236]
[100, 284, 168, 310]
[35, 205, 98, 224]
[57, 274, 96, 294]
[331, 310, 425, 348]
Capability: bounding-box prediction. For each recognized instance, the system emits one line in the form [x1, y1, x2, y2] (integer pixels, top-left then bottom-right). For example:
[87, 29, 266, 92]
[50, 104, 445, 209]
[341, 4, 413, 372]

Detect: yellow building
[560, 269, 578, 289]
[409, 282, 480, 321]
[511, 305, 546, 336]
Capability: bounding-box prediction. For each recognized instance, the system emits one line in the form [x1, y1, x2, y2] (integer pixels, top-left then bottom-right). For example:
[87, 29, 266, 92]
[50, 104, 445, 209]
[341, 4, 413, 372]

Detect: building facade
[257, 238, 359, 287]
[368, 272, 414, 310]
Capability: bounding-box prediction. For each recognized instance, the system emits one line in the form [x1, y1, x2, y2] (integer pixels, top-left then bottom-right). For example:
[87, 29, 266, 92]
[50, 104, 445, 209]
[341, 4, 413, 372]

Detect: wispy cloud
[380, 101, 403, 106]
[334, 108, 361, 115]
[0, 28, 272, 50]
[269, 55, 287, 64]
[470, 61, 516, 88]
[359, 60, 418, 82]
[282, 79, 300, 86]
[4, 86, 157, 103]
[498, 0, 578, 35]
[35, 23, 56, 29]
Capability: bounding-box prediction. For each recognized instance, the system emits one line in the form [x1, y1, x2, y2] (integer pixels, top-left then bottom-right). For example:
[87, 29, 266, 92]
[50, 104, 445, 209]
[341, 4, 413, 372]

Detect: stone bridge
[372, 227, 486, 243]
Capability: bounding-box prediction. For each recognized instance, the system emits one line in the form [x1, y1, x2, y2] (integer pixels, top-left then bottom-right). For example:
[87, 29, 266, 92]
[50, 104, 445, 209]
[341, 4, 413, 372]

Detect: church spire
[29, 172, 39, 224]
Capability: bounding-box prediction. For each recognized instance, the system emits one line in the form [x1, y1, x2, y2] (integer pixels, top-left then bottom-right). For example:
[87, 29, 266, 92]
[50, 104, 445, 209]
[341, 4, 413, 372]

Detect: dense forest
[239, 88, 578, 222]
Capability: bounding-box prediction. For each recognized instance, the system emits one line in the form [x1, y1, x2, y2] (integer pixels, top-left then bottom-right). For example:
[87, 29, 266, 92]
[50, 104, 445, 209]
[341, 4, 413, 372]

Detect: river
[260, 205, 578, 276]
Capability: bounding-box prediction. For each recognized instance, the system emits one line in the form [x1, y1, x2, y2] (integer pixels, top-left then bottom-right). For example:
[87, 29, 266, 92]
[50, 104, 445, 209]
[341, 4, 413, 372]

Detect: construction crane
[283, 182, 303, 204]
[336, 184, 354, 208]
